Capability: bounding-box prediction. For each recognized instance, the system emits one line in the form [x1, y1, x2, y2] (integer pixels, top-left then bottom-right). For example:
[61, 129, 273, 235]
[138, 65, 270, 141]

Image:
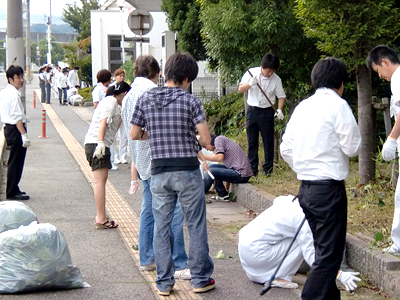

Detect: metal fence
[157, 75, 239, 100]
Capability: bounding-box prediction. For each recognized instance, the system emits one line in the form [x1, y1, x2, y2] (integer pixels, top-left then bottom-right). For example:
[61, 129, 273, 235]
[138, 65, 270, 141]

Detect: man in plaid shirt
[130, 52, 215, 296]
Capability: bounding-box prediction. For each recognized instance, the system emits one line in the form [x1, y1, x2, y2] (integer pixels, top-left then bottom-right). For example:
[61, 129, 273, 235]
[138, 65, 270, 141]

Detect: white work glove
[249, 76, 258, 87]
[93, 141, 106, 159]
[129, 180, 139, 195]
[382, 136, 397, 161]
[274, 108, 284, 120]
[21, 133, 31, 148]
[337, 270, 361, 292]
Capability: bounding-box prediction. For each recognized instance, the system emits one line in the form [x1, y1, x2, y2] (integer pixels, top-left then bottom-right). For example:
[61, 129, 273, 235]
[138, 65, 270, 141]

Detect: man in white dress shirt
[367, 45, 400, 255]
[280, 57, 362, 300]
[67, 66, 80, 88]
[238, 53, 286, 176]
[238, 195, 361, 292]
[0, 65, 30, 200]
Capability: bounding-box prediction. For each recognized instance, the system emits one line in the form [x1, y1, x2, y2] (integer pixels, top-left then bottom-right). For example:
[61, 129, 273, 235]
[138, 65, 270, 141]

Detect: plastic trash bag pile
[0, 201, 89, 293]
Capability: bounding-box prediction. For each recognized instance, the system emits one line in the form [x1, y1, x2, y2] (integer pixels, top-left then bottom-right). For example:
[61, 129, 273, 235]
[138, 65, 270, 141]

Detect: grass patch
[250, 158, 396, 247]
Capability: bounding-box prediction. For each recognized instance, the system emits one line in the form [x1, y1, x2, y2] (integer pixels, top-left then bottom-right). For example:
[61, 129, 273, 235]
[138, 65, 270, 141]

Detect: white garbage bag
[0, 222, 90, 293]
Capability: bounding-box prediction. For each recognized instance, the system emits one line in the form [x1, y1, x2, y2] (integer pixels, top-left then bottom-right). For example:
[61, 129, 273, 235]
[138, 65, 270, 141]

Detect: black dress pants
[298, 180, 347, 300]
[4, 124, 27, 198]
[246, 106, 274, 175]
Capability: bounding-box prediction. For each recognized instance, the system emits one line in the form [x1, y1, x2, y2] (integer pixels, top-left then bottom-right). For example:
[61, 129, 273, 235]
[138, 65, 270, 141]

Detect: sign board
[127, 9, 154, 35]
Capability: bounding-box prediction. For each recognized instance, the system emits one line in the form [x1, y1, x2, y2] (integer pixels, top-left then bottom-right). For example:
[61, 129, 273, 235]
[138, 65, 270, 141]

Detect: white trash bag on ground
[0, 201, 38, 234]
[0, 222, 90, 293]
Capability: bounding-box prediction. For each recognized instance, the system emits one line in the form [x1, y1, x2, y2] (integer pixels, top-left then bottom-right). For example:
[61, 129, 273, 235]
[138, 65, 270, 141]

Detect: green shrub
[203, 92, 245, 136]
[79, 86, 94, 103]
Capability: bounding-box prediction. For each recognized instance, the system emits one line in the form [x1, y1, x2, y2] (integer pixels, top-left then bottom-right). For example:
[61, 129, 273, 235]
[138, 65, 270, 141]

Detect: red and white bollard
[32, 91, 36, 108]
[38, 109, 49, 138]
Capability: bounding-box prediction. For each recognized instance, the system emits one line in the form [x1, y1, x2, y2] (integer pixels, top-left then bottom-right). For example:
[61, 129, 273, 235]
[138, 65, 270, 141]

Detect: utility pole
[25, 0, 31, 83]
[7, 0, 26, 110]
[46, 0, 52, 64]
[117, 0, 125, 65]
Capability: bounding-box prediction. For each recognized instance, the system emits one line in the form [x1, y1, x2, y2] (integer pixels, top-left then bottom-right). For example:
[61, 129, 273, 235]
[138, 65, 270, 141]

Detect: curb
[232, 182, 400, 298]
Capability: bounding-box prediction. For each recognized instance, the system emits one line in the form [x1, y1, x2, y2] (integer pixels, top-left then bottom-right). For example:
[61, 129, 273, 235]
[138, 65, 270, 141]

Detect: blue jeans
[151, 169, 214, 292]
[208, 164, 250, 197]
[140, 178, 188, 270]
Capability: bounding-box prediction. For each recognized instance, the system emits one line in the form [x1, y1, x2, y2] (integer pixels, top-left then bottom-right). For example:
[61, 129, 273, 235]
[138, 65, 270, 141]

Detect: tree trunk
[357, 65, 375, 184]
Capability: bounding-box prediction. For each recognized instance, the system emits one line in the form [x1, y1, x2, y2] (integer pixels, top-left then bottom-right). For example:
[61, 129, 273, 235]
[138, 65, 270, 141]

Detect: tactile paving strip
[41, 101, 201, 300]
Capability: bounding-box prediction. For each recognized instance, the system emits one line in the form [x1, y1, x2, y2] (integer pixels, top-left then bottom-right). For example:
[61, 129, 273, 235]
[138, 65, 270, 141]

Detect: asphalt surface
[0, 74, 306, 300]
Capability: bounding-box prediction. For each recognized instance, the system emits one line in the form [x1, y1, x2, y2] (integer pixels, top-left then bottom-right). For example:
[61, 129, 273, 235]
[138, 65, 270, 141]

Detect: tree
[161, 0, 207, 61]
[62, 0, 100, 84]
[198, 0, 319, 104]
[61, 0, 101, 41]
[295, 0, 400, 184]
[38, 36, 65, 65]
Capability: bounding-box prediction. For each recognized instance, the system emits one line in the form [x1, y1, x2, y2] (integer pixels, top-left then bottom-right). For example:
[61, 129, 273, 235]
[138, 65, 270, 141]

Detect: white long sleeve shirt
[238, 195, 315, 282]
[121, 77, 156, 180]
[0, 84, 27, 125]
[67, 70, 79, 88]
[280, 88, 362, 181]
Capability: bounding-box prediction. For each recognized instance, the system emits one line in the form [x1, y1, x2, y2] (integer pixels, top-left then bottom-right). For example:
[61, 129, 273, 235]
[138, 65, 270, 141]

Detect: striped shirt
[121, 77, 156, 180]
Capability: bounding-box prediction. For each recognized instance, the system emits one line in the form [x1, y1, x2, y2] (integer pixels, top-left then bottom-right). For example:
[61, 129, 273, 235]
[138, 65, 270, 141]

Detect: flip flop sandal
[95, 218, 118, 229]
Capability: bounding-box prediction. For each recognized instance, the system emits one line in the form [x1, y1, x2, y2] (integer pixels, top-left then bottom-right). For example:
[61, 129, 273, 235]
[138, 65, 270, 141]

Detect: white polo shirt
[240, 66, 286, 108]
[0, 84, 27, 125]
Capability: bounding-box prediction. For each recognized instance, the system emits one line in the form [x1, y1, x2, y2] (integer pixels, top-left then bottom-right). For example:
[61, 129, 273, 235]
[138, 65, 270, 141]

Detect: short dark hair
[210, 134, 218, 146]
[165, 52, 198, 84]
[96, 69, 112, 84]
[106, 81, 131, 96]
[366, 45, 400, 71]
[6, 65, 24, 83]
[261, 53, 280, 70]
[74, 66, 80, 70]
[134, 55, 160, 79]
[311, 57, 348, 90]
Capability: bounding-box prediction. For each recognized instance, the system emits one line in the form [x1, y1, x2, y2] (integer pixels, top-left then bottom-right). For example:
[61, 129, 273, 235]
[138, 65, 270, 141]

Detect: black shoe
[6, 193, 30, 200]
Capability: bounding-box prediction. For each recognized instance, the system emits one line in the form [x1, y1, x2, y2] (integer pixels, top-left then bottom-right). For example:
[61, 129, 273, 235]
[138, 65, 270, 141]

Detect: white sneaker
[383, 246, 400, 255]
[114, 159, 121, 164]
[120, 158, 127, 164]
[111, 164, 118, 170]
[270, 280, 298, 289]
[211, 195, 230, 202]
[174, 268, 191, 280]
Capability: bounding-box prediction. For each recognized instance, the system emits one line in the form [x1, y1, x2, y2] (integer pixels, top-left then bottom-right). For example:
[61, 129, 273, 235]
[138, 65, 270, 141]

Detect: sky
[0, 0, 83, 28]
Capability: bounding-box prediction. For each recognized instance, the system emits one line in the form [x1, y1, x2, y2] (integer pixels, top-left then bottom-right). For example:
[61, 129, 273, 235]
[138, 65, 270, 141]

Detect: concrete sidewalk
[0, 74, 394, 300]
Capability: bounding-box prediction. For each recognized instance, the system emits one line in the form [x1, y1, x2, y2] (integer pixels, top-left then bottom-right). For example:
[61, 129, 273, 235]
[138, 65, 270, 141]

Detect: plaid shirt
[131, 86, 204, 160]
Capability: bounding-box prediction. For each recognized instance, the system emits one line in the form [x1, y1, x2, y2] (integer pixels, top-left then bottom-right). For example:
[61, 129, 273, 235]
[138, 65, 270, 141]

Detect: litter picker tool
[260, 216, 307, 296]
[242, 62, 285, 124]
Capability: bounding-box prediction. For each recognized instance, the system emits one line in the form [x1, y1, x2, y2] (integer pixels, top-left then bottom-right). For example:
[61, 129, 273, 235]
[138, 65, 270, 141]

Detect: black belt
[301, 179, 344, 186]
[248, 105, 273, 110]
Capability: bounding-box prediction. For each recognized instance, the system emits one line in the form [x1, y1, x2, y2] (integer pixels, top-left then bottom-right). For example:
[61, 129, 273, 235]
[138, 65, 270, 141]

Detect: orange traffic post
[32, 91, 36, 108]
[38, 109, 49, 138]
